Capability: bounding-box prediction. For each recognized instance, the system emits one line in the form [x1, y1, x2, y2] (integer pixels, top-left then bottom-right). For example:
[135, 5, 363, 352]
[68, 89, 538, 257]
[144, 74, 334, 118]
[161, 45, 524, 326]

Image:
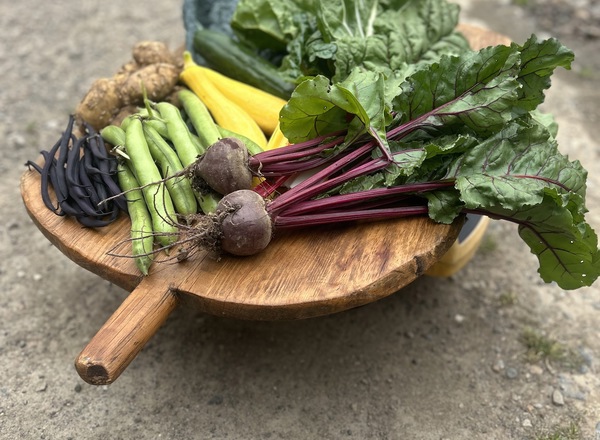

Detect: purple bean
[25, 115, 127, 227]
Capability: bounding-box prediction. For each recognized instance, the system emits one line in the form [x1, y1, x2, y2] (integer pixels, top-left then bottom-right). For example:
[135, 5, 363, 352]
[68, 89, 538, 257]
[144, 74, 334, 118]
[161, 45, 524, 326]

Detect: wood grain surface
[20, 167, 461, 320]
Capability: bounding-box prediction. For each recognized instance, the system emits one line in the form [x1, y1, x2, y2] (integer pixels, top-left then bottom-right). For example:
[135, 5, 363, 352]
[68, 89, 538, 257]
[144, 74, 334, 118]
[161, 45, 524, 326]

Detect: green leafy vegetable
[271, 34, 600, 289]
[280, 68, 393, 153]
[230, 0, 312, 52]
[182, 0, 599, 289]
[230, 0, 470, 82]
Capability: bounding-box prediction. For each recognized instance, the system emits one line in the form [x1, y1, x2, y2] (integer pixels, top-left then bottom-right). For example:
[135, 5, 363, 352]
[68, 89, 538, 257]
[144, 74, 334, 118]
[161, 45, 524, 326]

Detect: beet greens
[245, 35, 598, 290]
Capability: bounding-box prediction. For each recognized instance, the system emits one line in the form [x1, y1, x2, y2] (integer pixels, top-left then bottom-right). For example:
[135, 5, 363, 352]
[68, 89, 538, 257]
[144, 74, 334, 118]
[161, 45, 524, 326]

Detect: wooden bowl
[20, 24, 509, 385]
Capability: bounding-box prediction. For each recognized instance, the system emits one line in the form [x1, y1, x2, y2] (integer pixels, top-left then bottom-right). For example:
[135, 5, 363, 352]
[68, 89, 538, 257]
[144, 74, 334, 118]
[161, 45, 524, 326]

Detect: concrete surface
[1, 1, 599, 439]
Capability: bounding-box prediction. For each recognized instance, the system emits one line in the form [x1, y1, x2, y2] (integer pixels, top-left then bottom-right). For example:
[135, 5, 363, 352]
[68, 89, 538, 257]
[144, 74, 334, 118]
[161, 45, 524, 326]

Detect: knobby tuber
[75, 41, 182, 131]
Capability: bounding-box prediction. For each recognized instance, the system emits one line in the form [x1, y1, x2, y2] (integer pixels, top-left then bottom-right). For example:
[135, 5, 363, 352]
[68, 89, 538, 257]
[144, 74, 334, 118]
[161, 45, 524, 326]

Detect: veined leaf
[515, 35, 574, 112]
[325, 0, 462, 81]
[499, 194, 598, 289]
[318, 0, 379, 40]
[451, 118, 596, 289]
[280, 69, 392, 146]
[424, 190, 463, 224]
[455, 118, 588, 212]
[230, 0, 464, 82]
[279, 76, 350, 141]
[391, 36, 574, 139]
[230, 0, 315, 52]
[393, 44, 521, 134]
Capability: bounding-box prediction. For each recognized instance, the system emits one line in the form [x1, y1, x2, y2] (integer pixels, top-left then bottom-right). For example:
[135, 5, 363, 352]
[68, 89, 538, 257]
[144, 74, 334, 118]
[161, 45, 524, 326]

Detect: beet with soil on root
[216, 190, 272, 256]
[172, 189, 272, 258]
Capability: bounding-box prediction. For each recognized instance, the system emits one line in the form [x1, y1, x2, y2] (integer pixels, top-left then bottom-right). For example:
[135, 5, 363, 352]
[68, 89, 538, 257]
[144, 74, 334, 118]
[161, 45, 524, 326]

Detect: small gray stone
[208, 395, 223, 405]
[505, 367, 518, 379]
[578, 347, 594, 369]
[552, 389, 565, 406]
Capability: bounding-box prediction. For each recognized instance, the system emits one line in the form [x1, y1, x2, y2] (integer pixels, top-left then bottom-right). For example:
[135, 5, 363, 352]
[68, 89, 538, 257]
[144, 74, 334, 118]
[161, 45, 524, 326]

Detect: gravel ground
[1, 1, 599, 439]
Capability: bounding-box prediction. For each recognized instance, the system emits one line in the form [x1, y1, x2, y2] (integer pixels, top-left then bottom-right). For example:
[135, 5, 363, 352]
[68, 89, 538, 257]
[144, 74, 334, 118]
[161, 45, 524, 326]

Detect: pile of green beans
[101, 95, 227, 274]
[26, 115, 127, 227]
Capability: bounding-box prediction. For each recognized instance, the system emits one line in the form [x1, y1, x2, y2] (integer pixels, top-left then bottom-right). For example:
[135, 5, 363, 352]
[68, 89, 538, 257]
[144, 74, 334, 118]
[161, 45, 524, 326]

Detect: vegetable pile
[180, 0, 599, 290]
[25, 0, 599, 290]
[99, 89, 270, 274]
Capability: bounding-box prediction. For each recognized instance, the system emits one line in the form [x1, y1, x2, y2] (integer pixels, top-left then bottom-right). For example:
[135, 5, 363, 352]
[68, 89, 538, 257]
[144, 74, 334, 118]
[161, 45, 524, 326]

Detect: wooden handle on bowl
[75, 277, 178, 385]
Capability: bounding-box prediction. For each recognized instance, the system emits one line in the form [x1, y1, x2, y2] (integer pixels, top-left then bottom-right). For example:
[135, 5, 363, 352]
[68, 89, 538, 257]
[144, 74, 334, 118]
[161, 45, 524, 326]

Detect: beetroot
[216, 190, 272, 256]
[192, 137, 253, 195]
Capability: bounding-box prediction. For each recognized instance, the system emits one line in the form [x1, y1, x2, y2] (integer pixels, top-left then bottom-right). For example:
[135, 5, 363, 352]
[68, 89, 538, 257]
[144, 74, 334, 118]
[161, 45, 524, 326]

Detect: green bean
[155, 101, 202, 165]
[117, 162, 154, 275]
[195, 190, 220, 214]
[154, 101, 223, 214]
[101, 124, 126, 147]
[120, 114, 134, 131]
[189, 131, 206, 154]
[143, 118, 170, 139]
[178, 89, 221, 149]
[118, 108, 170, 140]
[143, 123, 198, 216]
[124, 117, 178, 247]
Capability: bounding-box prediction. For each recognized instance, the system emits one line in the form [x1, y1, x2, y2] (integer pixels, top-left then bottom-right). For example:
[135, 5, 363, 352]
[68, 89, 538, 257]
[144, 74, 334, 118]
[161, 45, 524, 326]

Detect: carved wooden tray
[20, 23, 508, 385]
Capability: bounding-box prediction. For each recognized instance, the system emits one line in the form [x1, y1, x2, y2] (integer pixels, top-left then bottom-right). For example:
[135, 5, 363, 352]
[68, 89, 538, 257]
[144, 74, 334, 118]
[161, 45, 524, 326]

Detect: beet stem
[278, 181, 455, 216]
[251, 136, 344, 167]
[255, 109, 453, 226]
[250, 130, 346, 162]
[267, 141, 377, 214]
[254, 175, 292, 198]
[273, 205, 430, 228]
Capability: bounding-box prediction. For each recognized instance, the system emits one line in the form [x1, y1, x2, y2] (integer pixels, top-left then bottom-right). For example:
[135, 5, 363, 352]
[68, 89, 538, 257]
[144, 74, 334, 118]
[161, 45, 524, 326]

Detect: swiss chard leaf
[515, 35, 574, 112]
[230, 0, 311, 52]
[280, 68, 393, 145]
[493, 194, 599, 290]
[318, 0, 379, 41]
[454, 118, 588, 211]
[318, 0, 463, 81]
[230, 0, 468, 81]
[451, 118, 597, 289]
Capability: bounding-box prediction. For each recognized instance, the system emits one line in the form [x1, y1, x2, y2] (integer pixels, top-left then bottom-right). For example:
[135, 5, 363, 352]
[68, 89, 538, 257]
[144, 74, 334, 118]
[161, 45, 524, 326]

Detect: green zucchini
[193, 28, 295, 100]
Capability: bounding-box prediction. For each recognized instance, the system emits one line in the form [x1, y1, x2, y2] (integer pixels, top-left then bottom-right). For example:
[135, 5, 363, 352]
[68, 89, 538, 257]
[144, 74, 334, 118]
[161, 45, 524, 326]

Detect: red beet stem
[278, 181, 455, 216]
[273, 205, 430, 229]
